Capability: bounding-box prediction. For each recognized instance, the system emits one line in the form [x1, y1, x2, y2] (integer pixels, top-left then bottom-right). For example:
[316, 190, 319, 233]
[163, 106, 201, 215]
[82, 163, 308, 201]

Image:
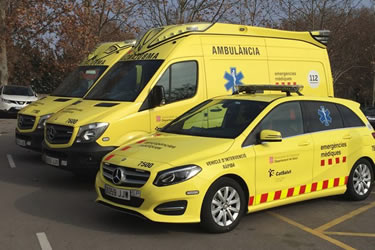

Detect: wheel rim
[211, 186, 241, 227]
[353, 163, 372, 196]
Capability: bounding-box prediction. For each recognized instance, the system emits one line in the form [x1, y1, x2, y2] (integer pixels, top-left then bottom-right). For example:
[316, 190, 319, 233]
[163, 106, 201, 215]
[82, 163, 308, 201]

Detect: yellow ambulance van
[42, 22, 334, 173]
[15, 41, 134, 151]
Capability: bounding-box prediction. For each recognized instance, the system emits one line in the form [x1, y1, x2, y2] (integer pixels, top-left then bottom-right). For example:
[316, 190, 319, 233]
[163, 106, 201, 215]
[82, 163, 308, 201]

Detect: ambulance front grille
[102, 163, 150, 188]
[18, 114, 36, 130]
[45, 123, 73, 144]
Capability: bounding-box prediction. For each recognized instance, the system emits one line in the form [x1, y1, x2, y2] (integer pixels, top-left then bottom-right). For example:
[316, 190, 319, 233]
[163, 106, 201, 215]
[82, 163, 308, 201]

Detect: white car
[0, 85, 38, 113]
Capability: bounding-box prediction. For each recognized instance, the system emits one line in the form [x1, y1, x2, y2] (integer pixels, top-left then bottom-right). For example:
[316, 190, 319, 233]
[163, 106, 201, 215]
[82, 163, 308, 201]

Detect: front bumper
[42, 141, 116, 173]
[95, 172, 204, 223]
[15, 128, 44, 151]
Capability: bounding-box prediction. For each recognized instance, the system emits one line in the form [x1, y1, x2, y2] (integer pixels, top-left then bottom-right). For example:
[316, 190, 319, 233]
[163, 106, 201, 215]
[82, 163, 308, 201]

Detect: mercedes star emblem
[47, 126, 57, 141]
[112, 168, 126, 185]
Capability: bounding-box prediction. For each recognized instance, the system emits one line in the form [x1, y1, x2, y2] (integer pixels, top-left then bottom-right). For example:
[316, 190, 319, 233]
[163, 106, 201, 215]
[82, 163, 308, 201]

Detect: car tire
[200, 177, 246, 233]
[345, 159, 374, 201]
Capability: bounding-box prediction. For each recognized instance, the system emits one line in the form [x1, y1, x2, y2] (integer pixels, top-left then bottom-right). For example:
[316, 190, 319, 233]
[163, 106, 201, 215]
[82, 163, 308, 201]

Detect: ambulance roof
[132, 22, 327, 55]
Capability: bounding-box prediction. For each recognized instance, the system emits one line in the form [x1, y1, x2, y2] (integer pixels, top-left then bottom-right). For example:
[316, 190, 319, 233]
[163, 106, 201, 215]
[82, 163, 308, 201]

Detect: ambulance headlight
[153, 165, 201, 186]
[37, 114, 53, 129]
[76, 122, 108, 143]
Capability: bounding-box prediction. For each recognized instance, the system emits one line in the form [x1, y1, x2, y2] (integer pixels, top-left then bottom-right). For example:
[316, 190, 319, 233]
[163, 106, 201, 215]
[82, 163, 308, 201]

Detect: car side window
[243, 101, 303, 146]
[302, 101, 343, 133]
[257, 102, 304, 138]
[156, 61, 197, 104]
[337, 104, 365, 128]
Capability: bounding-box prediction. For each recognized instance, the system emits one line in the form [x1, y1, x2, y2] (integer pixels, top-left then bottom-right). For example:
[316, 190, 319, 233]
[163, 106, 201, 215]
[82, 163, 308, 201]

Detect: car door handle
[343, 135, 352, 140]
[298, 141, 310, 146]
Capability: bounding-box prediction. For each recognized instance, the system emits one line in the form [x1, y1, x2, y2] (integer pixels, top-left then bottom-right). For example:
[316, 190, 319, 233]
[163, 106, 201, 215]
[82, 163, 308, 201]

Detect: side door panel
[245, 101, 313, 206]
[254, 135, 313, 205]
[302, 101, 349, 191]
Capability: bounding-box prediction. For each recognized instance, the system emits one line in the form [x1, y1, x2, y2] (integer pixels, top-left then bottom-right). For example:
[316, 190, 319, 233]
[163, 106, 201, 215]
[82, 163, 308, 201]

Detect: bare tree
[276, 0, 362, 30]
[371, 0, 375, 105]
[274, 0, 374, 102]
[0, 0, 8, 85]
[232, 0, 276, 26]
[6, 0, 138, 92]
[136, 0, 238, 28]
[57, 0, 137, 61]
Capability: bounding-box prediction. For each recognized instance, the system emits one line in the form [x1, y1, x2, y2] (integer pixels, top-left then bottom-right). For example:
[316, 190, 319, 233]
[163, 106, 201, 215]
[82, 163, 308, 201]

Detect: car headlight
[1, 98, 11, 103]
[153, 165, 202, 186]
[37, 114, 53, 129]
[76, 122, 109, 143]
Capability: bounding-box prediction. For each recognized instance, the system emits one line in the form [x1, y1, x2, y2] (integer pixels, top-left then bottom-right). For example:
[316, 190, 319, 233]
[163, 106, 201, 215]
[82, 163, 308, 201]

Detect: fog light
[61, 160, 68, 166]
[154, 200, 187, 215]
[26, 141, 31, 146]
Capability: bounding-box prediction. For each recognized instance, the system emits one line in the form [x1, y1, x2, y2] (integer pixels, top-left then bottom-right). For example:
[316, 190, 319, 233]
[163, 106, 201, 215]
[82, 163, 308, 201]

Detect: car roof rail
[235, 84, 304, 96]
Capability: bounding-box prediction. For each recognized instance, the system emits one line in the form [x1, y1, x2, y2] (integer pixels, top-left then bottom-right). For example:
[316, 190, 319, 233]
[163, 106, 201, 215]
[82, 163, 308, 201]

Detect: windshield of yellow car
[84, 60, 163, 102]
[52, 66, 107, 98]
[162, 99, 268, 138]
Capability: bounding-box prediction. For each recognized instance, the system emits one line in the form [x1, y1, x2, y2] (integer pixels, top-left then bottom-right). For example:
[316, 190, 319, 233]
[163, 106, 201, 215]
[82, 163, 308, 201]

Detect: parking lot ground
[1, 118, 374, 250]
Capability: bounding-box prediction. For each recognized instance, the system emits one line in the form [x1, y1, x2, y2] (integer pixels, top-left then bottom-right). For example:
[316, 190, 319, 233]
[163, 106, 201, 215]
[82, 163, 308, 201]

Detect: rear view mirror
[150, 85, 166, 108]
[260, 129, 282, 142]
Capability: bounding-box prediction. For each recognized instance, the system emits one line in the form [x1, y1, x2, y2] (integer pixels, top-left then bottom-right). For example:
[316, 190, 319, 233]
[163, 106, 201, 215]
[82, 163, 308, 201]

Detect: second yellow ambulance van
[15, 41, 134, 151]
[41, 22, 334, 173]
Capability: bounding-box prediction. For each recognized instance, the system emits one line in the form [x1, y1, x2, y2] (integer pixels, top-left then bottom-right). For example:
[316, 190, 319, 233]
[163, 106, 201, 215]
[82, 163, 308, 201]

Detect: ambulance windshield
[162, 99, 268, 138]
[84, 60, 163, 102]
[52, 66, 107, 98]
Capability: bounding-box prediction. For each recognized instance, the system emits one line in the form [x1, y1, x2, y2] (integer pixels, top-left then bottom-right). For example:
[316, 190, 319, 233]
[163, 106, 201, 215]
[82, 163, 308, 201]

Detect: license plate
[16, 138, 26, 146]
[105, 184, 130, 200]
[43, 154, 60, 167]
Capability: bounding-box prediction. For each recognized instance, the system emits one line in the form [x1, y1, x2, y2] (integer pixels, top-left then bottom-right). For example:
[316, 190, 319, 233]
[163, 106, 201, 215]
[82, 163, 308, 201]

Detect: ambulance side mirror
[259, 129, 282, 143]
[150, 85, 166, 108]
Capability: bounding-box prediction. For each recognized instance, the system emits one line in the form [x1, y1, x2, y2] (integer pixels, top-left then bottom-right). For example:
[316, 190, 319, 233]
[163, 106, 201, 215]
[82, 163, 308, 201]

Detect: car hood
[47, 100, 137, 127]
[2, 94, 38, 102]
[19, 96, 80, 117]
[105, 133, 235, 171]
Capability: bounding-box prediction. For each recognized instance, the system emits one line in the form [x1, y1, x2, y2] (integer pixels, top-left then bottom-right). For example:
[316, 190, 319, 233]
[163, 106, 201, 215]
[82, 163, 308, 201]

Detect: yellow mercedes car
[95, 85, 375, 233]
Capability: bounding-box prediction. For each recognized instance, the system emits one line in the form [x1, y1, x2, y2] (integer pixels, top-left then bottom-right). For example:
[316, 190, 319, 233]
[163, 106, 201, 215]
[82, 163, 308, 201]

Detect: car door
[301, 101, 349, 190]
[244, 101, 313, 206]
